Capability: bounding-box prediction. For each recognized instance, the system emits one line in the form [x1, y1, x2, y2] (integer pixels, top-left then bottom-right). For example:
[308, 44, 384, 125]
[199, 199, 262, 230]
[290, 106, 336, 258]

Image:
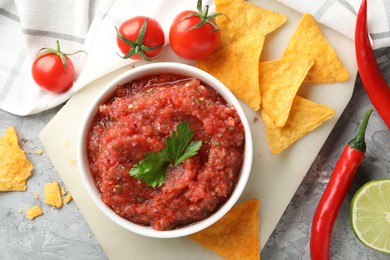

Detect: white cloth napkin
[0, 0, 388, 116]
[277, 0, 390, 49]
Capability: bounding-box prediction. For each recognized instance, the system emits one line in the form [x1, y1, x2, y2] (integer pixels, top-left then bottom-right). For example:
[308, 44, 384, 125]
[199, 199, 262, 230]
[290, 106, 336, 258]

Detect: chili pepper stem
[348, 108, 373, 151]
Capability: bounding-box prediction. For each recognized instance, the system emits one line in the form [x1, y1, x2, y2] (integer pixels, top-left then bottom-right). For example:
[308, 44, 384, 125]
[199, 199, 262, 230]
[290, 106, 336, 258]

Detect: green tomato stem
[181, 0, 224, 32]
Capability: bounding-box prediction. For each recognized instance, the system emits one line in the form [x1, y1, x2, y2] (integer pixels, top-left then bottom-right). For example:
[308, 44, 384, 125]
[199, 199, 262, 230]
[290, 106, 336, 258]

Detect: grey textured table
[1, 48, 389, 260]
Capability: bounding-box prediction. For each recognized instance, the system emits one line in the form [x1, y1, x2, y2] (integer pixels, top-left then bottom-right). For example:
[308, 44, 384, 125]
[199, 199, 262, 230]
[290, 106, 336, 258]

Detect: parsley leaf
[129, 121, 202, 187]
[129, 150, 169, 188]
[166, 121, 202, 166]
[174, 140, 202, 166]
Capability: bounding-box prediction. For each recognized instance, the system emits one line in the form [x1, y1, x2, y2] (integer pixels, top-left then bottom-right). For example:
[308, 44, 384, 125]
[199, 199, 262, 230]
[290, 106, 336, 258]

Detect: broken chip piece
[189, 198, 260, 260]
[0, 126, 33, 192]
[64, 194, 73, 204]
[282, 13, 349, 83]
[44, 182, 63, 208]
[26, 205, 44, 220]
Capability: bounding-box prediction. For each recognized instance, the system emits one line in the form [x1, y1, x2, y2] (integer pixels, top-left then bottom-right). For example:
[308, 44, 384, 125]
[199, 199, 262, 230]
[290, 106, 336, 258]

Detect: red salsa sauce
[87, 74, 245, 230]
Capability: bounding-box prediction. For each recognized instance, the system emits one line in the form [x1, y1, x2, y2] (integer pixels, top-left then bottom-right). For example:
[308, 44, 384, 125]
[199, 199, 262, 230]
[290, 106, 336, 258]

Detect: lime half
[350, 179, 390, 254]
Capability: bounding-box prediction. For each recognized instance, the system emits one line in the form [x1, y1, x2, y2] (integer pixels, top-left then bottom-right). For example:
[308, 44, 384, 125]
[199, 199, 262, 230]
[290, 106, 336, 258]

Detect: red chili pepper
[310, 108, 373, 260]
[355, 0, 390, 129]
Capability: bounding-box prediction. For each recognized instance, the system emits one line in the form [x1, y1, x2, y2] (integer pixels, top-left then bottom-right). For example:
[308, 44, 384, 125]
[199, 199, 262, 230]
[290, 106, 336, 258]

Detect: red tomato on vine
[31, 40, 85, 93]
[116, 16, 165, 61]
[169, 0, 223, 60]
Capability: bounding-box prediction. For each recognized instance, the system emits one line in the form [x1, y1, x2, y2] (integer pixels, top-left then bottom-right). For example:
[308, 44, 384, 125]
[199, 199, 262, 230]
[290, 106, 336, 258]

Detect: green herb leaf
[166, 121, 194, 165]
[175, 140, 202, 166]
[129, 121, 202, 187]
[129, 150, 169, 188]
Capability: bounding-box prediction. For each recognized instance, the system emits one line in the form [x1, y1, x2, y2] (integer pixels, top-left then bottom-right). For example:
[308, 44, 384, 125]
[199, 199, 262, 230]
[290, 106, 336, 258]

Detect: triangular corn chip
[262, 96, 335, 154]
[189, 198, 260, 260]
[259, 57, 313, 127]
[0, 126, 33, 191]
[215, 0, 287, 48]
[197, 33, 265, 111]
[282, 13, 349, 83]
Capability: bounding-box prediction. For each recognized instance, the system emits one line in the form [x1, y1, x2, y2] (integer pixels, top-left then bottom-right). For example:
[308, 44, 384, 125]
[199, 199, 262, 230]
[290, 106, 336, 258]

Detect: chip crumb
[64, 194, 73, 204]
[44, 182, 63, 208]
[61, 187, 67, 196]
[18, 209, 23, 214]
[35, 149, 43, 155]
[64, 141, 69, 147]
[69, 159, 76, 165]
[0, 126, 33, 192]
[26, 205, 43, 220]
[33, 193, 39, 199]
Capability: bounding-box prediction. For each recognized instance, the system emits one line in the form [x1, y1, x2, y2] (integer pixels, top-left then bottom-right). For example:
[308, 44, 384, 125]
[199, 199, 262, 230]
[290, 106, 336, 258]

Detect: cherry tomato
[116, 16, 165, 61]
[169, 1, 221, 60]
[31, 41, 80, 93]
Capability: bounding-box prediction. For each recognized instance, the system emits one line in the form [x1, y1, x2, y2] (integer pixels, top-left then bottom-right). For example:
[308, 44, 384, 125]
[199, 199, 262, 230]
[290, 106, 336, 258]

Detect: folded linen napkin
[0, 0, 387, 116]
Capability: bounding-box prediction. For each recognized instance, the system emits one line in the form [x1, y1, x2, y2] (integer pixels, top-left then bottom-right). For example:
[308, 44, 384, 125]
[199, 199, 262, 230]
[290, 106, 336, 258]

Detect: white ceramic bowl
[77, 62, 253, 238]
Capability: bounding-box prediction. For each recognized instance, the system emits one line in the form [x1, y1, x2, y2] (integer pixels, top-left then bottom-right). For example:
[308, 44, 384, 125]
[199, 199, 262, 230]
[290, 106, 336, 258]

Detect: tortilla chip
[189, 198, 260, 260]
[259, 57, 314, 127]
[64, 194, 73, 204]
[282, 13, 349, 83]
[197, 33, 264, 110]
[44, 182, 63, 208]
[26, 205, 44, 220]
[215, 0, 287, 48]
[0, 126, 33, 192]
[262, 96, 335, 154]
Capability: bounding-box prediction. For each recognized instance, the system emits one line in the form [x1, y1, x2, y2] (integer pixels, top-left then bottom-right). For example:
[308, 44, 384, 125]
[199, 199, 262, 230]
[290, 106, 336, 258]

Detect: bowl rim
[77, 62, 253, 238]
